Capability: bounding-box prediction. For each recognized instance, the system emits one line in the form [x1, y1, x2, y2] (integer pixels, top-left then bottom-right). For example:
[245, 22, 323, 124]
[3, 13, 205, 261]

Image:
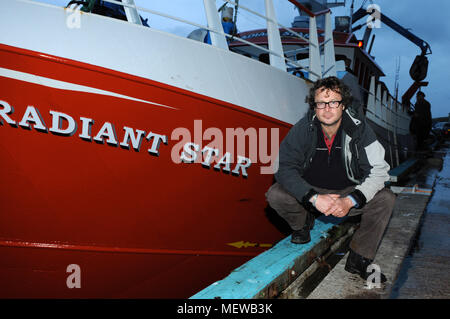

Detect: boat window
[335, 54, 346, 62]
[296, 53, 309, 61]
[259, 53, 270, 65]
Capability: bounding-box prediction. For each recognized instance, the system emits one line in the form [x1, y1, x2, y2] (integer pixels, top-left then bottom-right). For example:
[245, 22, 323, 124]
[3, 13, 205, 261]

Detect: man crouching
[266, 76, 395, 283]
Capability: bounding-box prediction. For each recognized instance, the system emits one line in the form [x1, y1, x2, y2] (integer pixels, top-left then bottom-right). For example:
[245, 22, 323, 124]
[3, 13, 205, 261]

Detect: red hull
[0, 44, 290, 297]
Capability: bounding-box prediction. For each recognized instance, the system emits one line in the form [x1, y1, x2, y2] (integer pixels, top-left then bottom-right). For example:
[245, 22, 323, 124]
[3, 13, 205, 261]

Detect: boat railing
[362, 78, 410, 135]
[68, 0, 337, 81]
[64, 0, 410, 132]
[66, 0, 412, 135]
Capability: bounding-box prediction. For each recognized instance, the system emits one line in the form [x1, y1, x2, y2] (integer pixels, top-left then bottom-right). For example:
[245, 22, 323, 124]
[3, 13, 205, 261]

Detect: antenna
[350, 0, 354, 28]
[394, 56, 401, 102]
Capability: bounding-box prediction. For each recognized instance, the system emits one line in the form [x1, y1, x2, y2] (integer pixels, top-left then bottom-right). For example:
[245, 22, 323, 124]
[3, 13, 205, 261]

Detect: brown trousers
[265, 183, 395, 260]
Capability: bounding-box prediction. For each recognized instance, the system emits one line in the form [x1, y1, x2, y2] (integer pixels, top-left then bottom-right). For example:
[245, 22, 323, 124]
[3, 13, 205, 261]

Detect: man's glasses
[314, 101, 342, 109]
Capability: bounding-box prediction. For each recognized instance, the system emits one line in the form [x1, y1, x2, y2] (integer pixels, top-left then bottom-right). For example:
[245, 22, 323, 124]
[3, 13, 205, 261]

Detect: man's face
[314, 88, 344, 127]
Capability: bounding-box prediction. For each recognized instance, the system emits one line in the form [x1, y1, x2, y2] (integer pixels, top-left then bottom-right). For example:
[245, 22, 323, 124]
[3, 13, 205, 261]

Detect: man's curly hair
[306, 76, 353, 109]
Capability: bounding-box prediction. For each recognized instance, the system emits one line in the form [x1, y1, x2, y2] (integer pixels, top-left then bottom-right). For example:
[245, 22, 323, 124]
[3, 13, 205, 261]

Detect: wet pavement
[390, 142, 450, 299]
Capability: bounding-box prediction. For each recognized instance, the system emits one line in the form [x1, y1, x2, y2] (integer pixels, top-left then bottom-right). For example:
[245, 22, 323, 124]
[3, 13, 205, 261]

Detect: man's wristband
[311, 194, 318, 207]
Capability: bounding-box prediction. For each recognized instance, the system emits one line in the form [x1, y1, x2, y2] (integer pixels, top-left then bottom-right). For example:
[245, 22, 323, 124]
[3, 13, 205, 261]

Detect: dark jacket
[274, 108, 390, 208]
[414, 99, 432, 131]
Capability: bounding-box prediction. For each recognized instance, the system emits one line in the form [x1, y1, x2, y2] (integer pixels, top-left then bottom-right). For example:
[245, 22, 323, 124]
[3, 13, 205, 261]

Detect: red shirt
[322, 129, 336, 154]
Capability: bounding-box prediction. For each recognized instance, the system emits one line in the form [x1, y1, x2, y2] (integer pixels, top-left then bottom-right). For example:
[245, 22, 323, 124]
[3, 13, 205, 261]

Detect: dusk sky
[36, 0, 449, 118]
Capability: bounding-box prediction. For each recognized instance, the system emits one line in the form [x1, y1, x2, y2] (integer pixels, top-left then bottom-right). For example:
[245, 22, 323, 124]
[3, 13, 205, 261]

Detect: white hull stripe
[0, 67, 178, 110]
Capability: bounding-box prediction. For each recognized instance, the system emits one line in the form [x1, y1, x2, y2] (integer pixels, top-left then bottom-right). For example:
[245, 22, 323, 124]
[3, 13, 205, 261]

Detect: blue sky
[35, 0, 449, 118]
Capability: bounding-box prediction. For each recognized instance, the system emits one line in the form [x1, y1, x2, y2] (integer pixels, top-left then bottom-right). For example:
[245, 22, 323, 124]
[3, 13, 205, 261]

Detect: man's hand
[329, 196, 354, 217]
[314, 194, 338, 216]
[313, 194, 354, 217]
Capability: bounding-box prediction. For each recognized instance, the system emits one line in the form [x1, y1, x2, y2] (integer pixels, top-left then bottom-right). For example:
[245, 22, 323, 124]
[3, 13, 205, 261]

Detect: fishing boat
[0, 0, 430, 298]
